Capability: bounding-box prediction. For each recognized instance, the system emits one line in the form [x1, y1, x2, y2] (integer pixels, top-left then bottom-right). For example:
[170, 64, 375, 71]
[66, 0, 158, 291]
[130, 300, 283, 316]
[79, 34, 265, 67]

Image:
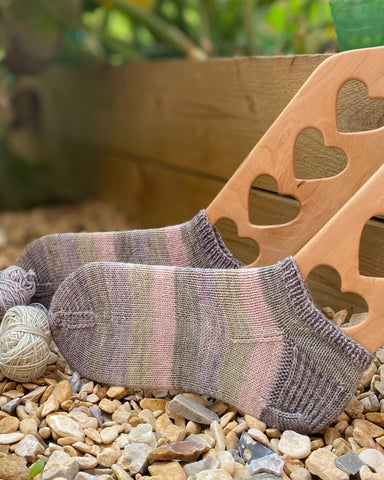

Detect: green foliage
[0, 0, 337, 71]
[29, 459, 45, 478]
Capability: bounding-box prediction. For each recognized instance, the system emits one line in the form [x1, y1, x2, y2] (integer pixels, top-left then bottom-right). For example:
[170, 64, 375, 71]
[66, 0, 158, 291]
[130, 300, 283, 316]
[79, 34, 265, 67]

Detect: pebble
[19, 417, 37, 435]
[106, 386, 128, 399]
[305, 448, 349, 480]
[218, 450, 235, 475]
[0, 432, 24, 444]
[290, 467, 312, 480]
[359, 448, 384, 474]
[0, 416, 19, 433]
[355, 418, 384, 437]
[14, 434, 44, 462]
[118, 443, 152, 474]
[53, 380, 72, 404]
[89, 406, 104, 427]
[148, 461, 186, 479]
[360, 464, 384, 480]
[42, 450, 80, 480]
[75, 454, 98, 470]
[97, 447, 119, 468]
[155, 413, 186, 442]
[278, 430, 312, 459]
[127, 423, 157, 448]
[168, 394, 220, 425]
[99, 398, 118, 413]
[334, 451, 367, 475]
[196, 469, 233, 480]
[210, 421, 225, 451]
[100, 425, 121, 443]
[245, 416, 267, 432]
[0, 453, 29, 480]
[344, 397, 364, 418]
[75, 473, 99, 480]
[140, 398, 167, 412]
[111, 464, 133, 480]
[47, 415, 84, 442]
[68, 372, 81, 393]
[248, 428, 270, 447]
[184, 456, 220, 478]
[150, 439, 210, 462]
[1, 398, 21, 414]
[112, 405, 132, 424]
[83, 427, 102, 443]
[248, 453, 285, 476]
[238, 432, 273, 463]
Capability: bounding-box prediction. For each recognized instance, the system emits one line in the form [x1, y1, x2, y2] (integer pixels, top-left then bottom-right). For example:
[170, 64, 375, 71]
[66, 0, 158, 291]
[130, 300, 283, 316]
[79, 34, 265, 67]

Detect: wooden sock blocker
[206, 46, 384, 353]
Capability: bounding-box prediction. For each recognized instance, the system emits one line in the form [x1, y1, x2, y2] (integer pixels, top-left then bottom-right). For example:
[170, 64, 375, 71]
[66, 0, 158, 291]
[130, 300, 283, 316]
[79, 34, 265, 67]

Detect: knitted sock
[17, 210, 242, 306]
[49, 258, 373, 434]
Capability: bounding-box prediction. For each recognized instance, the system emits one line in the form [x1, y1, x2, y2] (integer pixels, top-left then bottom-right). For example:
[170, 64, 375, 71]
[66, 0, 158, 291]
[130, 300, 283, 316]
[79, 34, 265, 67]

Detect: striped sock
[16, 210, 242, 306]
[48, 257, 373, 434]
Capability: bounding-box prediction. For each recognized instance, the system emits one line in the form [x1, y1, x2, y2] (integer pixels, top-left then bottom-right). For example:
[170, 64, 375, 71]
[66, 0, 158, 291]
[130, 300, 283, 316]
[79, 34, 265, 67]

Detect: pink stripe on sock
[166, 226, 189, 266]
[150, 267, 176, 387]
[94, 232, 116, 261]
[236, 270, 283, 416]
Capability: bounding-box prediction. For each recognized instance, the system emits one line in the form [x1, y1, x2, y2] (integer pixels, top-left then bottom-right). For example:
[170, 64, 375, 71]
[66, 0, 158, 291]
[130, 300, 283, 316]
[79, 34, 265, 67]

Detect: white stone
[42, 450, 79, 480]
[196, 469, 233, 480]
[184, 457, 220, 478]
[47, 415, 84, 442]
[0, 432, 24, 444]
[278, 430, 311, 459]
[359, 449, 384, 474]
[15, 434, 44, 462]
[218, 451, 235, 475]
[112, 464, 133, 480]
[248, 453, 284, 476]
[118, 443, 152, 474]
[75, 473, 99, 480]
[127, 423, 157, 448]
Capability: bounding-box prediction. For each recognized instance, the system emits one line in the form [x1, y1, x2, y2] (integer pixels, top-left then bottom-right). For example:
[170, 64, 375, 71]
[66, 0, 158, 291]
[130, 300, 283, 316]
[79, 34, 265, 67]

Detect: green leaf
[29, 459, 45, 478]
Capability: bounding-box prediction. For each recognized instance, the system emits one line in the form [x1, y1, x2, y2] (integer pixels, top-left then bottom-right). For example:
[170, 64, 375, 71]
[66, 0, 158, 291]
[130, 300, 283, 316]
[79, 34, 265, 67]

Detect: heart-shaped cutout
[359, 215, 384, 278]
[249, 174, 300, 226]
[294, 128, 347, 180]
[306, 264, 368, 319]
[215, 218, 259, 265]
[337, 80, 384, 133]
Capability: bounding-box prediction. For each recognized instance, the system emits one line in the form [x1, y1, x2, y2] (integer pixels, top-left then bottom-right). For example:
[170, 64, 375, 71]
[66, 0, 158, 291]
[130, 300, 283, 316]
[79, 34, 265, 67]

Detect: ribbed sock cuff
[193, 210, 244, 269]
[277, 256, 374, 369]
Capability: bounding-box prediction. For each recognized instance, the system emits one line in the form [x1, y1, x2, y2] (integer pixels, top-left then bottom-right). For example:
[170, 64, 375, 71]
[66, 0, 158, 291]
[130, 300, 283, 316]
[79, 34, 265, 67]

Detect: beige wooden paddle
[295, 163, 384, 353]
[206, 46, 384, 268]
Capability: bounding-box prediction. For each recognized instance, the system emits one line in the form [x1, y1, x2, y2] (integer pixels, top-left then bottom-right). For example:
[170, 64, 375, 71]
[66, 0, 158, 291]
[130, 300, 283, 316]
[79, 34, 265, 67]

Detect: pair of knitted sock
[17, 210, 374, 434]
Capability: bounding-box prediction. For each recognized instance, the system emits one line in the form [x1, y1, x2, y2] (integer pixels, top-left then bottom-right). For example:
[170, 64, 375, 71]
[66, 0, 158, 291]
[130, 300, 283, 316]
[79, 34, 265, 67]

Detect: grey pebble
[248, 453, 284, 476]
[68, 372, 81, 393]
[334, 451, 367, 475]
[1, 398, 21, 414]
[238, 432, 273, 463]
[168, 394, 220, 425]
[89, 406, 104, 427]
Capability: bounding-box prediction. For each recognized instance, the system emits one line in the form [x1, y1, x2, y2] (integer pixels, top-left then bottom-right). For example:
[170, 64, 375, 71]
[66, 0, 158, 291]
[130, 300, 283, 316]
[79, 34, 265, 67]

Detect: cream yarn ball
[0, 305, 51, 382]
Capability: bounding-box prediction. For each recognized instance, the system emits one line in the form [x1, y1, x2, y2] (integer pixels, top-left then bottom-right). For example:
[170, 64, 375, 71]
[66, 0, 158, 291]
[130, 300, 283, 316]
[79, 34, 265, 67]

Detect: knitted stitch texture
[17, 210, 242, 306]
[48, 257, 374, 434]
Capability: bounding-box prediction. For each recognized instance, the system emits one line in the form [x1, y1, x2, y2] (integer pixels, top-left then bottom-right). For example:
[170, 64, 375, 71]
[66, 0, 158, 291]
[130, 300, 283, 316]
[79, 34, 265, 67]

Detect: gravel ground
[0, 201, 383, 480]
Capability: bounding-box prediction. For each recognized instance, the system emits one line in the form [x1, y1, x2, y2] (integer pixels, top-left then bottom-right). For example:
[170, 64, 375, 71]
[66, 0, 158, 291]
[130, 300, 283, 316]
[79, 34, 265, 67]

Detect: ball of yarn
[0, 266, 36, 318]
[0, 305, 51, 382]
